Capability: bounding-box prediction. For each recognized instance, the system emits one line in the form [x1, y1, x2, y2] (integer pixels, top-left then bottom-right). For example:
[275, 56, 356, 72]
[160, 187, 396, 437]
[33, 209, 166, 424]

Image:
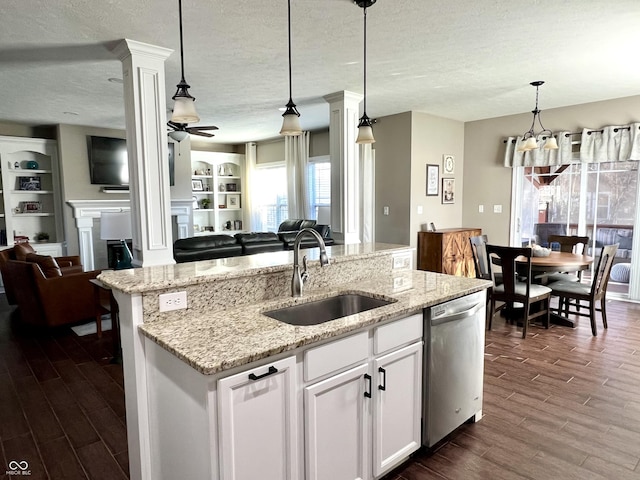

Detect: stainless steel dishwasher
[423, 290, 486, 447]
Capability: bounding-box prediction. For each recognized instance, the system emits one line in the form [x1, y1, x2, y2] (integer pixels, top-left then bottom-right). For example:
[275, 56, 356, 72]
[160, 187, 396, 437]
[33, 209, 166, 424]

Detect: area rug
[70, 316, 112, 337]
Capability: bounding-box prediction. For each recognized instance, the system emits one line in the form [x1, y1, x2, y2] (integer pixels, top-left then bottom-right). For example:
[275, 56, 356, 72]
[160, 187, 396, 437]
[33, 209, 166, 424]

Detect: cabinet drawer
[374, 314, 423, 355]
[304, 331, 369, 383]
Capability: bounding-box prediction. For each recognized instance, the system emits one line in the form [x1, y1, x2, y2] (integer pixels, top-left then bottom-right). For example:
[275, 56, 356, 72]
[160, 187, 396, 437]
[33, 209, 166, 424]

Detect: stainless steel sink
[264, 293, 395, 326]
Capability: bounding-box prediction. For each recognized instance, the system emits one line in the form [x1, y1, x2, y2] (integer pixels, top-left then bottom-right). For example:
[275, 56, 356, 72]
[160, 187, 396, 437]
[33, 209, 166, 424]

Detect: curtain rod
[504, 125, 636, 143]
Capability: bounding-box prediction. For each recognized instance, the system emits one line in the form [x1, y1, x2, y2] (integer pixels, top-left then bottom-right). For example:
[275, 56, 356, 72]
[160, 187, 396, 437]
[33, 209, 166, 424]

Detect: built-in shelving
[190, 151, 246, 235]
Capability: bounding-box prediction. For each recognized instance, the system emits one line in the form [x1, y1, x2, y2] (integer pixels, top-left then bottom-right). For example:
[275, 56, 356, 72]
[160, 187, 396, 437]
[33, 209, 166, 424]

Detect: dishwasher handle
[431, 301, 484, 326]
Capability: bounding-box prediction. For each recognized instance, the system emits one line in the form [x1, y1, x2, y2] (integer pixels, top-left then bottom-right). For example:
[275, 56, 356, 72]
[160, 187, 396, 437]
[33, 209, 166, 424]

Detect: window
[252, 164, 288, 232]
[307, 157, 331, 219]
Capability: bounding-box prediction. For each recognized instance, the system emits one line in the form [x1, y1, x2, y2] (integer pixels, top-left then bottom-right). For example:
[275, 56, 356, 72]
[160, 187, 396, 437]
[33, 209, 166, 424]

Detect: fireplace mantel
[67, 199, 192, 270]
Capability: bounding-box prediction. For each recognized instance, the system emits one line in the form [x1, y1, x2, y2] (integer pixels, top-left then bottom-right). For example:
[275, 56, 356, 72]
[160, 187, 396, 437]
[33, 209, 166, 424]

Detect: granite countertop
[139, 270, 491, 375]
[98, 242, 411, 294]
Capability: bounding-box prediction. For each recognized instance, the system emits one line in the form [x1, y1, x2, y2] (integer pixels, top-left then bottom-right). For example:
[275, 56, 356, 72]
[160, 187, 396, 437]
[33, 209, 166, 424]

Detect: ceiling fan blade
[191, 130, 216, 138]
[167, 120, 186, 131]
[186, 125, 219, 132]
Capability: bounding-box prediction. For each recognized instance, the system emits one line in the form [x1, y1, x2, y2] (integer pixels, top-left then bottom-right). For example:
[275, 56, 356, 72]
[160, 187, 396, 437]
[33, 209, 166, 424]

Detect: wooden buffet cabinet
[417, 228, 481, 278]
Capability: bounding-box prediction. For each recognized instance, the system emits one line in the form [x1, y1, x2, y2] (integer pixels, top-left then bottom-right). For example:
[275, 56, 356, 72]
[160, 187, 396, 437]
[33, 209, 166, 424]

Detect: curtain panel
[285, 131, 311, 220]
[503, 123, 640, 167]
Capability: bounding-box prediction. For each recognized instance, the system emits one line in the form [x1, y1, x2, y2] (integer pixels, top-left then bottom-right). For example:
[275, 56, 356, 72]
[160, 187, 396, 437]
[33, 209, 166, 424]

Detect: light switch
[493, 204, 502, 213]
[417, 205, 423, 214]
[383, 206, 389, 215]
[478, 204, 484, 213]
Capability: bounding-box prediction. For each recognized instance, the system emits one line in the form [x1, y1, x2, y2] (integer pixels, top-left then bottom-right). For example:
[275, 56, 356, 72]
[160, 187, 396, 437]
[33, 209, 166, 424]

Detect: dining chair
[469, 235, 495, 326]
[543, 235, 590, 283]
[486, 244, 551, 338]
[547, 243, 618, 336]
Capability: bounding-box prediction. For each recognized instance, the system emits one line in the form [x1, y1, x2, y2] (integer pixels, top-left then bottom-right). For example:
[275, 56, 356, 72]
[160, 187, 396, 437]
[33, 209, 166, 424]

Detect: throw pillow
[25, 253, 62, 278]
[14, 242, 35, 261]
[615, 233, 633, 250]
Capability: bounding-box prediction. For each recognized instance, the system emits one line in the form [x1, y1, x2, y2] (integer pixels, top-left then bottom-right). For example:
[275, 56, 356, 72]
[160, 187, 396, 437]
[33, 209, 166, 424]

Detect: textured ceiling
[2, 0, 640, 144]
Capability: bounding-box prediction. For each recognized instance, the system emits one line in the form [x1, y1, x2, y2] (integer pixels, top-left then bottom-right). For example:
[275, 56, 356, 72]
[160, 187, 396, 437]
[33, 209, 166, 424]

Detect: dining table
[523, 251, 594, 327]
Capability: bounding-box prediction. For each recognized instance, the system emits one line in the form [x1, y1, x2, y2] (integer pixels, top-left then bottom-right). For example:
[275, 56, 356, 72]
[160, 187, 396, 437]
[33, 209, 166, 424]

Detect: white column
[361, 146, 375, 243]
[75, 217, 95, 270]
[323, 91, 363, 245]
[113, 39, 175, 267]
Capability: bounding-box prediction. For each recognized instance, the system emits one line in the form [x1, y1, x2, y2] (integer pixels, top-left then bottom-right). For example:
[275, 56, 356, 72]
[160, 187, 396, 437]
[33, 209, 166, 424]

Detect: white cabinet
[303, 314, 423, 480]
[0, 136, 64, 247]
[218, 356, 299, 480]
[372, 342, 422, 477]
[191, 151, 246, 235]
[304, 363, 371, 480]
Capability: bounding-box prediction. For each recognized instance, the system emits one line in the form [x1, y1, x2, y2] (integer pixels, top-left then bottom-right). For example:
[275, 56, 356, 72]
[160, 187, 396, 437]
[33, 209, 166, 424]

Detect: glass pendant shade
[544, 136, 559, 150]
[280, 110, 302, 136]
[168, 130, 189, 142]
[356, 121, 375, 144]
[171, 96, 200, 124]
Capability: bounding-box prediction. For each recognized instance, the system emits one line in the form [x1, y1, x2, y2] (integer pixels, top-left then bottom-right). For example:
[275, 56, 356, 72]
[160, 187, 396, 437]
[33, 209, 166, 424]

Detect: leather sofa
[173, 235, 243, 263]
[173, 219, 334, 263]
[0, 243, 84, 305]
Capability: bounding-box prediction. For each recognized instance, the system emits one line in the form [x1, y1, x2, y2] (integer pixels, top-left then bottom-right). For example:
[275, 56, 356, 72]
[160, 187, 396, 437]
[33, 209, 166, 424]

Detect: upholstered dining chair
[543, 235, 590, 283]
[486, 244, 552, 339]
[547, 243, 618, 337]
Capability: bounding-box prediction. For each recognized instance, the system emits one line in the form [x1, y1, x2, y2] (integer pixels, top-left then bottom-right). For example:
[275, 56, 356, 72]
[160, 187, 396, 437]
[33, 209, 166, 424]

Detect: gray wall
[372, 111, 465, 249]
[462, 94, 640, 246]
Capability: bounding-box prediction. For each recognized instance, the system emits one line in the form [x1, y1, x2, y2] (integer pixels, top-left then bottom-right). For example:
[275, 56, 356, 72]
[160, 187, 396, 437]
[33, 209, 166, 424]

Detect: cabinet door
[373, 342, 423, 477]
[218, 356, 298, 480]
[305, 363, 371, 480]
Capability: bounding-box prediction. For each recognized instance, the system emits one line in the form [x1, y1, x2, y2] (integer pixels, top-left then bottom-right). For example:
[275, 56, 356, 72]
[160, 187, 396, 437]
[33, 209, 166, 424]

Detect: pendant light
[279, 0, 302, 136]
[171, 0, 200, 124]
[355, 0, 376, 144]
[518, 81, 558, 152]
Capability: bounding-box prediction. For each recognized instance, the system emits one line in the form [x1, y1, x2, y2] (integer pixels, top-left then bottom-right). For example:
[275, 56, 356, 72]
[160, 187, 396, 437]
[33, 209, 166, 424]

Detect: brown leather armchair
[0, 244, 83, 305]
[5, 259, 103, 328]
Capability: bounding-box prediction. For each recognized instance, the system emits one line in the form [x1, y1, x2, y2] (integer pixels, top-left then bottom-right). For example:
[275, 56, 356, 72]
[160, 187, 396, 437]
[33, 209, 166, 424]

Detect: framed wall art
[227, 194, 240, 208]
[443, 154, 455, 174]
[191, 179, 204, 191]
[442, 178, 455, 204]
[20, 201, 42, 213]
[18, 176, 41, 191]
[426, 164, 439, 196]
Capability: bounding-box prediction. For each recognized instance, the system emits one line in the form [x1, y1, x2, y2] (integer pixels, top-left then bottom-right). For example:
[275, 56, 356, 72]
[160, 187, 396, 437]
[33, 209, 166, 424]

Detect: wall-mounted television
[87, 136, 175, 186]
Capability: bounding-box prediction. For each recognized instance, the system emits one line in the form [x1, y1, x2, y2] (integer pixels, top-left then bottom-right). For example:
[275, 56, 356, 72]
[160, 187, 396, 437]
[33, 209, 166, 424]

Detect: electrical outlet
[159, 291, 187, 312]
[417, 205, 423, 215]
[493, 204, 502, 213]
[383, 206, 389, 215]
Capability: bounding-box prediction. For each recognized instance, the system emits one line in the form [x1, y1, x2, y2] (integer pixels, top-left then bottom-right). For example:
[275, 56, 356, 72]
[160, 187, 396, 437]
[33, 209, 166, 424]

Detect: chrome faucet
[292, 228, 330, 297]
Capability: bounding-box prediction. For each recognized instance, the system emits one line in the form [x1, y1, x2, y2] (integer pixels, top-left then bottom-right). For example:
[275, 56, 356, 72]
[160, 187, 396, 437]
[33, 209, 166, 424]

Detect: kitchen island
[99, 243, 490, 480]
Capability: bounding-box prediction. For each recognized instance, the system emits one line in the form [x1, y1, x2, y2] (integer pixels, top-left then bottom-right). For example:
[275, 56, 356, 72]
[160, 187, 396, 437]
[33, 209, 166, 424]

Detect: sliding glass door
[511, 160, 639, 300]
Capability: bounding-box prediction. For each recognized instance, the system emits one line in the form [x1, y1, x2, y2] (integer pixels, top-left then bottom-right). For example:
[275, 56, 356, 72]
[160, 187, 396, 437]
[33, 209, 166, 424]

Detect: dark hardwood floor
[0, 296, 127, 480]
[1, 294, 640, 479]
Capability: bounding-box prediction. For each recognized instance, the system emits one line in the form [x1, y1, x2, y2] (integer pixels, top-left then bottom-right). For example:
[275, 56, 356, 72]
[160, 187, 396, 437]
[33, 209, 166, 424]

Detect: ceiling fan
[167, 121, 218, 141]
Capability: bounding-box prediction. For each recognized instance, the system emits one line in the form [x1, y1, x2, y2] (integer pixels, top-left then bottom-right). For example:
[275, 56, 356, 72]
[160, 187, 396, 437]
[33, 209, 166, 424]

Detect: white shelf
[219, 207, 242, 212]
[219, 176, 240, 180]
[10, 169, 52, 174]
[192, 191, 215, 195]
[193, 208, 215, 212]
[13, 212, 54, 217]
[192, 175, 213, 179]
[219, 191, 242, 195]
[12, 190, 54, 194]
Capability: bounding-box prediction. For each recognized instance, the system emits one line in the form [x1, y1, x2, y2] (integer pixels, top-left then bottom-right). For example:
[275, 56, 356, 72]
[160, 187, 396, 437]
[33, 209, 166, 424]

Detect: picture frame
[443, 154, 455, 174]
[227, 194, 240, 208]
[442, 178, 455, 204]
[18, 176, 41, 191]
[191, 179, 204, 191]
[426, 164, 439, 196]
[20, 201, 42, 213]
